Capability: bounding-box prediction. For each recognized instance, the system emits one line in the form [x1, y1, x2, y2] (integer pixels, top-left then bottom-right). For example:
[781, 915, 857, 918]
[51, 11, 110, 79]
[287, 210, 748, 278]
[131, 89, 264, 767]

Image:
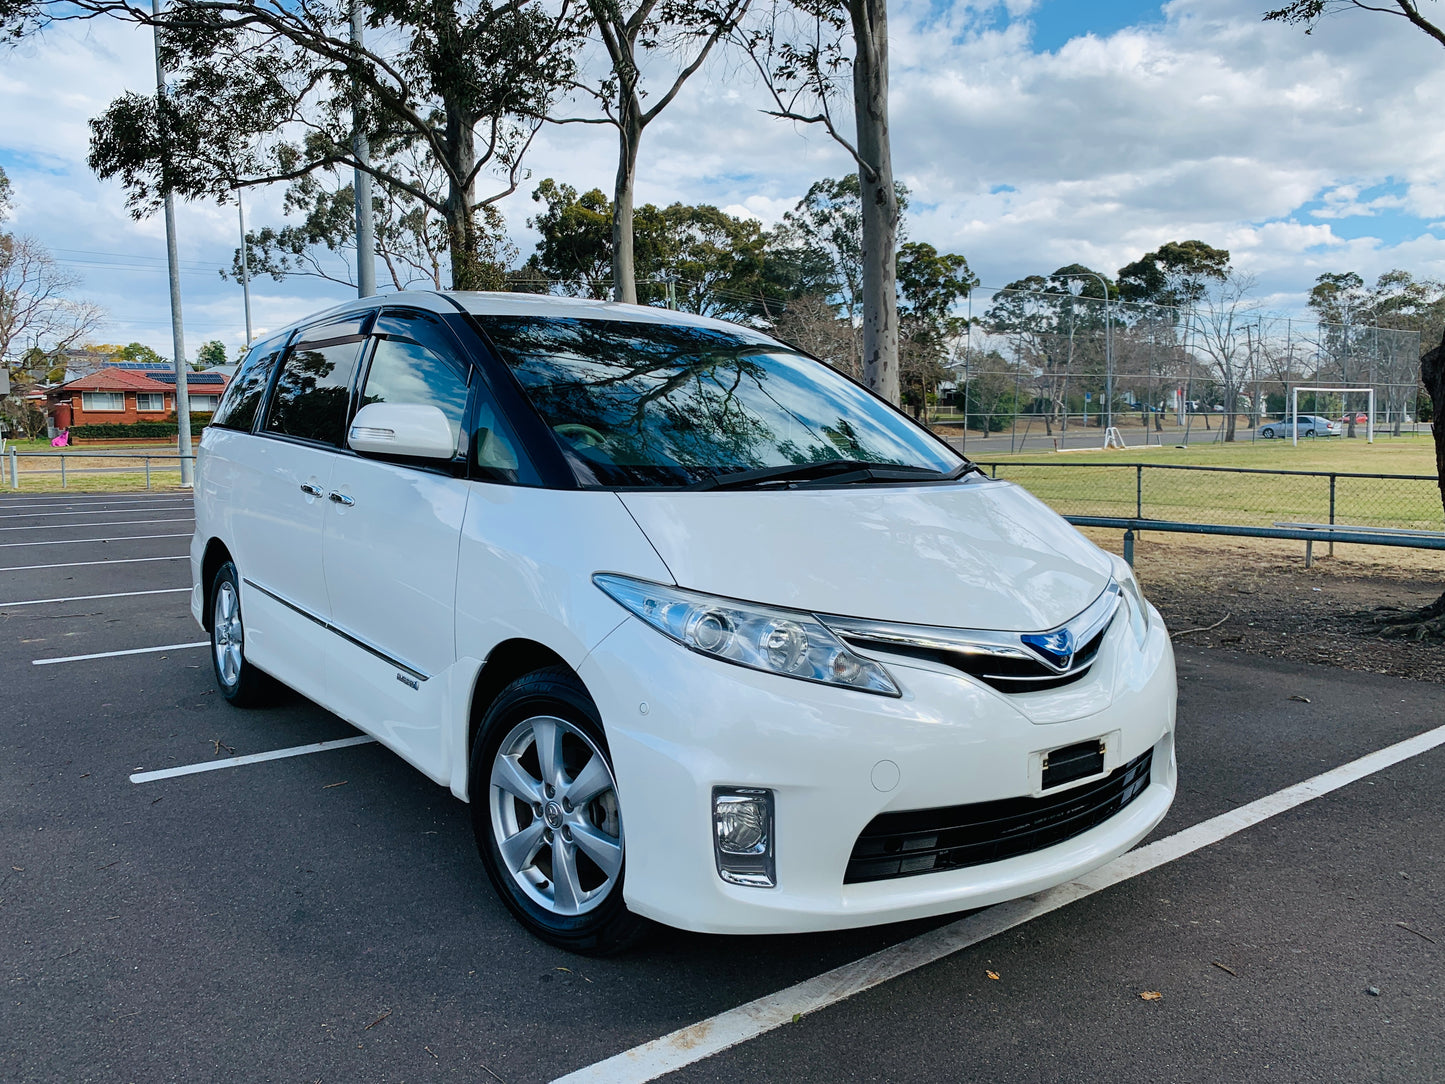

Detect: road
[2, 490, 1440, 1083]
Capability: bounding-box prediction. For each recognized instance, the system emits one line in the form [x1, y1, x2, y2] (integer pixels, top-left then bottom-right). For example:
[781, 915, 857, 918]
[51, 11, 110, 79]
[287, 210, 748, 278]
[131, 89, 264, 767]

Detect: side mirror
[348, 402, 455, 460]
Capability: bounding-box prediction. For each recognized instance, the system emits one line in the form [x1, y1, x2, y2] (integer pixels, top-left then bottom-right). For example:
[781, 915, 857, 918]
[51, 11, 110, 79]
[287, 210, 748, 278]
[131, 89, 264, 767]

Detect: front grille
[844, 747, 1154, 884]
[844, 624, 1109, 694]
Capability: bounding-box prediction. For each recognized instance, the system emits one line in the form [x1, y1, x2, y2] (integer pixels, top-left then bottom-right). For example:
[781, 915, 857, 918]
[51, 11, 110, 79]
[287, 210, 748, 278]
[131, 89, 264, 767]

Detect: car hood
[616, 479, 1112, 632]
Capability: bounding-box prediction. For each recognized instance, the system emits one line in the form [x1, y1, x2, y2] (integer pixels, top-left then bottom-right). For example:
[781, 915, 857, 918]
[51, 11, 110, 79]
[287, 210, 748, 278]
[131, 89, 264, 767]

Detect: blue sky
[3, 0, 1445, 356]
[1010, 0, 1168, 52]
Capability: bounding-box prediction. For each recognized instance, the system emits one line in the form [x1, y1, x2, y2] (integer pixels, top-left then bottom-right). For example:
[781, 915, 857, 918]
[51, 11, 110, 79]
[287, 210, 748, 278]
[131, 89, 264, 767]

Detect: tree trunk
[849, 0, 899, 406]
[1424, 328, 1445, 529]
[1224, 385, 1237, 441]
[442, 111, 488, 291]
[611, 110, 642, 305]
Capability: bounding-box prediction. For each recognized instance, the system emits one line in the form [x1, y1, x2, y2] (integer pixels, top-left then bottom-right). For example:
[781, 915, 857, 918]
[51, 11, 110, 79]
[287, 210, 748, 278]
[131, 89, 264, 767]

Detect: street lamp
[1055, 271, 1114, 435]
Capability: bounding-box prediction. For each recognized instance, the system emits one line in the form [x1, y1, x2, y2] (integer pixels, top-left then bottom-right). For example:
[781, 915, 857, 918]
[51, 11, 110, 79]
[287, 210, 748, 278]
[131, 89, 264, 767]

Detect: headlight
[1109, 555, 1150, 649]
[593, 573, 900, 696]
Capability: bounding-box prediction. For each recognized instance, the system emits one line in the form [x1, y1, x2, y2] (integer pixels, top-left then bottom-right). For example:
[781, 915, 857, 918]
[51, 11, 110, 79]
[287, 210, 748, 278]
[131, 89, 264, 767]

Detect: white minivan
[192, 292, 1177, 953]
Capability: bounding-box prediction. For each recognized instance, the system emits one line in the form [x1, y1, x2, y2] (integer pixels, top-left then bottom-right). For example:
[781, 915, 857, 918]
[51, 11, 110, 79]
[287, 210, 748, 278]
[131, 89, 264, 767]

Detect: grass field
[974, 433, 1443, 530]
[2, 441, 192, 494]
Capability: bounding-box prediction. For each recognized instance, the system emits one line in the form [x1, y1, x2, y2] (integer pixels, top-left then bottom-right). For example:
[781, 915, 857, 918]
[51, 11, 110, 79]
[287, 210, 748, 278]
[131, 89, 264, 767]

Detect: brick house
[49, 367, 230, 429]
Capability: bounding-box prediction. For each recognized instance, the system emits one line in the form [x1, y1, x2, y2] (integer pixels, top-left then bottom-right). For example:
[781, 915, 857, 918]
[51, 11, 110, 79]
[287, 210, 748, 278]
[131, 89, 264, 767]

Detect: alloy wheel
[213, 580, 244, 688]
[489, 714, 623, 916]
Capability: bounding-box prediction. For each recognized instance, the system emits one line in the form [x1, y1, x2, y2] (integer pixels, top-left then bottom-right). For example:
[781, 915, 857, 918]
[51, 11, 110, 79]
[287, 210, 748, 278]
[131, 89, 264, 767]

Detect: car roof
[293, 290, 779, 341]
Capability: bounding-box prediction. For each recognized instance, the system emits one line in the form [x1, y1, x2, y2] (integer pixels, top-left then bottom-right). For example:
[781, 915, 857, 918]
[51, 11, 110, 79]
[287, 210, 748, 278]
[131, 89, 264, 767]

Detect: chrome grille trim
[821, 583, 1121, 693]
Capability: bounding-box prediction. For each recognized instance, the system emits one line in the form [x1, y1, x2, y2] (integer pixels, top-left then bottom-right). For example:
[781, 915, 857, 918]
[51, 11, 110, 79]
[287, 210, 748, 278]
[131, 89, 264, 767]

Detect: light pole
[1055, 271, 1113, 435]
[153, 0, 192, 487]
[237, 192, 253, 344]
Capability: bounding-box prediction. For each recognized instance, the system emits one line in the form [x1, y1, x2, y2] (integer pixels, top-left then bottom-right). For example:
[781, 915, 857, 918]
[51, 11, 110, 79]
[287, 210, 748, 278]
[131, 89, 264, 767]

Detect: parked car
[191, 293, 1177, 952]
[1258, 415, 1341, 438]
[1340, 413, 1369, 426]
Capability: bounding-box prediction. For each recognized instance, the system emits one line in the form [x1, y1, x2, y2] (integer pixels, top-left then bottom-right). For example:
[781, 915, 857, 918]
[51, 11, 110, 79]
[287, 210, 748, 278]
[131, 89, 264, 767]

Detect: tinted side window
[212, 333, 285, 432]
[361, 338, 469, 455]
[365, 309, 535, 483]
[265, 338, 364, 447]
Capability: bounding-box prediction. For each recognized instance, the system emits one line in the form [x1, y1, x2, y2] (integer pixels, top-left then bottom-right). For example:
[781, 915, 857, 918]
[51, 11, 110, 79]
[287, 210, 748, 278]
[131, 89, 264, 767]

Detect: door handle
[299, 482, 325, 497]
[328, 492, 355, 507]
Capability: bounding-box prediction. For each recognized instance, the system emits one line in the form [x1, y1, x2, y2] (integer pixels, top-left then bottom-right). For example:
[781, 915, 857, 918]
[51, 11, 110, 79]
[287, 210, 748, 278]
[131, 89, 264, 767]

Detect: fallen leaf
[1139, 991, 1163, 1001]
[986, 970, 1000, 980]
[1288, 695, 1310, 703]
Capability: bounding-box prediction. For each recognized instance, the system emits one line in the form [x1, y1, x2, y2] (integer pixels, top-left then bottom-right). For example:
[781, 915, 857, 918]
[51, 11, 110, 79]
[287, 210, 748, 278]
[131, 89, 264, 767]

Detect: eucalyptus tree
[738, 0, 903, 403]
[983, 267, 1113, 432]
[896, 241, 976, 418]
[1185, 271, 1259, 442]
[224, 143, 481, 292]
[558, 0, 753, 304]
[522, 179, 797, 319]
[4, 0, 585, 289]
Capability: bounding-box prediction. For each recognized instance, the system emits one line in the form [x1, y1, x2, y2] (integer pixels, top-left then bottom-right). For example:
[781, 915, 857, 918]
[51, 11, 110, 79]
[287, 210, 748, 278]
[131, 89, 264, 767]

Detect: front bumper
[578, 604, 1177, 935]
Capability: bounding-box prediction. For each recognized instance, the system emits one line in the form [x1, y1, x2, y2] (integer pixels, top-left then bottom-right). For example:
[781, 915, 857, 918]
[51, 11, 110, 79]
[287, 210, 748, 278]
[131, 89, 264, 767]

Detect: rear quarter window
[211, 333, 286, 432]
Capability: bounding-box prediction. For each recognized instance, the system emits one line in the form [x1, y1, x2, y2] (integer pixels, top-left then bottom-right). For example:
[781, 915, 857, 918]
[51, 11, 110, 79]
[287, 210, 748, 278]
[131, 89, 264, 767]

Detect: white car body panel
[581, 604, 1176, 934]
[321, 454, 470, 783]
[191, 291, 1179, 938]
[619, 480, 1111, 632]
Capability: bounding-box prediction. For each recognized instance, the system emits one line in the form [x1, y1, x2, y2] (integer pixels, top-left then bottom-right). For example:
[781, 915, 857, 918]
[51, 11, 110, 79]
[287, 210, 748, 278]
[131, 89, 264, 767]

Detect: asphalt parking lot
[3, 490, 1442, 1083]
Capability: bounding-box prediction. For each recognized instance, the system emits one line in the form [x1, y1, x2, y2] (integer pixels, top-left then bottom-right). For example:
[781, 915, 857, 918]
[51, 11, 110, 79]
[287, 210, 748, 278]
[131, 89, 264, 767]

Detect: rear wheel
[470, 667, 647, 954]
[209, 561, 272, 706]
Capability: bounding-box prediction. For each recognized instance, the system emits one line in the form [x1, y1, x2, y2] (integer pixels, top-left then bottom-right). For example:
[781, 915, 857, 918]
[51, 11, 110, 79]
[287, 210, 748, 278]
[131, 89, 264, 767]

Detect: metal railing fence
[6, 449, 197, 490]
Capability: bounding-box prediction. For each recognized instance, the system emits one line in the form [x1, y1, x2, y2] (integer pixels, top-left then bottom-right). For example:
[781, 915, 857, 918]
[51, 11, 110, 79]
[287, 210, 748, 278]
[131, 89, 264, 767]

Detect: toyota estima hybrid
[192, 292, 1177, 953]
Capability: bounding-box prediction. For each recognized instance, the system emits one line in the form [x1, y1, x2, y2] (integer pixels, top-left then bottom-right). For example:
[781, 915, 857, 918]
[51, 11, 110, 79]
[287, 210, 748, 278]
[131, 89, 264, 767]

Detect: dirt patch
[1079, 529, 1445, 684]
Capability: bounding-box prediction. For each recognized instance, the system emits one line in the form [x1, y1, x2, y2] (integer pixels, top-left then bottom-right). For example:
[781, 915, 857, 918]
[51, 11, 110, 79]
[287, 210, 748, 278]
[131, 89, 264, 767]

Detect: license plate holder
[1041, 739, 1105, 790]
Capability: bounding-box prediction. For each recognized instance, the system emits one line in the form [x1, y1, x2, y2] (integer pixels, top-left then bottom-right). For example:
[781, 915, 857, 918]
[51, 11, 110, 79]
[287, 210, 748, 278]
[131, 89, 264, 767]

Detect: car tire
[470, 667, 648, 955]
[1304, 428, 1315, 437]
[1260, 427, 1274, 439]
[209, 561, 273, 707]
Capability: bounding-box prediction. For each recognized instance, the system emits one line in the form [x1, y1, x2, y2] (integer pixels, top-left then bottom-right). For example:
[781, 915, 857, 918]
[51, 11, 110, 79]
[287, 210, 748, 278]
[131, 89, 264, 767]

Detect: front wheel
[1260, 427, 1275, 439]
[470, 667, 647, 954]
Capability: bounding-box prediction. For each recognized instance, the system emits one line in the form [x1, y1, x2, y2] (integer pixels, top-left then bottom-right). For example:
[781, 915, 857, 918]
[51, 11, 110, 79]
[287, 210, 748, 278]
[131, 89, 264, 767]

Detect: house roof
[59, 368, 176, 393]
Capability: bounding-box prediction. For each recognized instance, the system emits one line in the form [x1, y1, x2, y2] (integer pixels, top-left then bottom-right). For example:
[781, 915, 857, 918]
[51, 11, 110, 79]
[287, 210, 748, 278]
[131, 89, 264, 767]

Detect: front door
[321, 308, 476, 782]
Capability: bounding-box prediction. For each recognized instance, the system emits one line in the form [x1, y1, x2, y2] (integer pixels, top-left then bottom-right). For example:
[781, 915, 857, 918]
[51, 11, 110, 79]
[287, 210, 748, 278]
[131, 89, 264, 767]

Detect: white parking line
[0, 504, 194, 520]
[0, 587, 190, 609]
[130, 735, 379, 784]
[0, 555, 188, 572]
[32, 641, 208, 666]
[552, 721, 1445, 1084]
[0, 518, 194, 532]
[0, 532, 191, 549]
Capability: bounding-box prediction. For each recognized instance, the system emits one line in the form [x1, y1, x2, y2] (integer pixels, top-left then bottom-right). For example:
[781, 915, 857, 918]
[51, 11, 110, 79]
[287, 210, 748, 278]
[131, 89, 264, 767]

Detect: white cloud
[4, 0, 1445, 354]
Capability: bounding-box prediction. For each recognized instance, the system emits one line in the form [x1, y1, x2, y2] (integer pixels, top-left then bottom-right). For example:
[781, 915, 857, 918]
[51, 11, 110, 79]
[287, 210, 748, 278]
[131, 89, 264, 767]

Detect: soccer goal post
[1289, 386, 1374, 446]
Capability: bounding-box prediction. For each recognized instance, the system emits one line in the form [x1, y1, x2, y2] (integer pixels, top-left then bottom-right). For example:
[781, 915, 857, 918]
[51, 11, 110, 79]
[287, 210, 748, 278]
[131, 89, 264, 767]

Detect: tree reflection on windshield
[478, 316, 960, 488]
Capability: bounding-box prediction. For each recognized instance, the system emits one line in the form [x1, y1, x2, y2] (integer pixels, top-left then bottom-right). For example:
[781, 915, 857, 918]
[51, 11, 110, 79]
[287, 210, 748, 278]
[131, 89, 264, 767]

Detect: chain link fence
[948, 288, 1428, 449]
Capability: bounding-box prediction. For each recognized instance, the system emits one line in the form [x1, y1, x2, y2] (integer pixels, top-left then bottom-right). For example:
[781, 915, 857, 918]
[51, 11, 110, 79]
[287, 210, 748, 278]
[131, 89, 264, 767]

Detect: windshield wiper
[691, 459, 973, 491]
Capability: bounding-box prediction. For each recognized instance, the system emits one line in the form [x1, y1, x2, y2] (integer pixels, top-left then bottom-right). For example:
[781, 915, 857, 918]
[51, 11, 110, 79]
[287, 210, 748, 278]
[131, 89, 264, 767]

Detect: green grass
[975, 434, 1443, 530]
[1, 440, 193, 494]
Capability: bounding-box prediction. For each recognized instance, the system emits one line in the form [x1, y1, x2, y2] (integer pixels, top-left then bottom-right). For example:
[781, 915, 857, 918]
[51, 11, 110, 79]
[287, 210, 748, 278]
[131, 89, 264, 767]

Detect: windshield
[476, 316, 965, 489]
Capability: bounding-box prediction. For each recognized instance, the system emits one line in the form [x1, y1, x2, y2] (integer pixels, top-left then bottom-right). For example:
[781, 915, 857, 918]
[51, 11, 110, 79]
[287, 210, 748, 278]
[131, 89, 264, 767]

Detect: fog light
[712, 787, 776, 888]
